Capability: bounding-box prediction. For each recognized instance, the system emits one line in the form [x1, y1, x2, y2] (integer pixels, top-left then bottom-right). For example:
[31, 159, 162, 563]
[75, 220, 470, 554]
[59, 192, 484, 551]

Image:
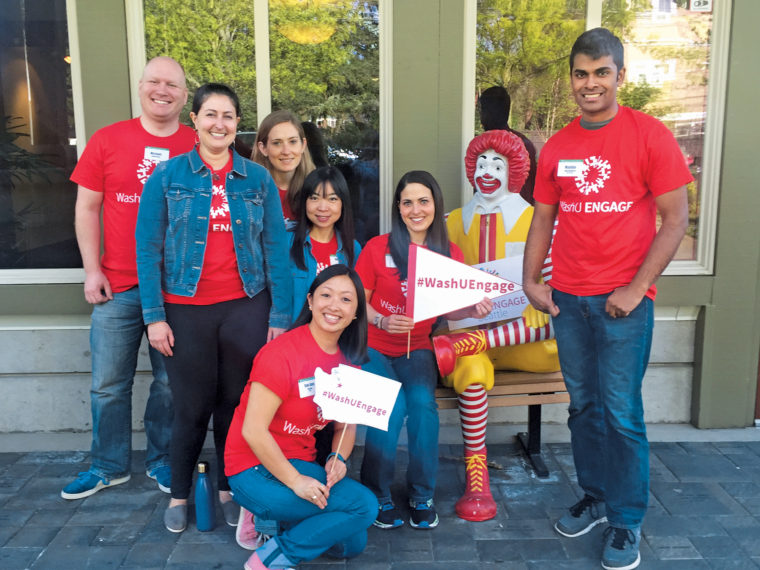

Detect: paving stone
[691, 534, 746, 560]
[656, 451, 751, 482]
[31, 544, 129, 569]
[3, 525, 59, 548]
[387, 534, 433, 563]
[24, 509, 75, 527]
[347, 532, 389, 565]
[651, 482, 746, 516]
[0, 508, 33, 527]
[3, 478, 85, 510]
[164, 541, 250, 567]
[67, 503, 155, 526]
[526, 562, 592, 570]
[46, 524, 101, 547]
[644, 514, 728, 537]
[93, 523, 143, 546]
[646, 535, 703, 559]
[650, 452, 679, 483]
[0, 523, 20, 546]
[707, 560, 760, 569]
[554, 527, 603, 561]
[642, 560, 711, 569]
[478, 537, 568, 562]
[0, 546, 43, 570]
[120, 542, 181, 568]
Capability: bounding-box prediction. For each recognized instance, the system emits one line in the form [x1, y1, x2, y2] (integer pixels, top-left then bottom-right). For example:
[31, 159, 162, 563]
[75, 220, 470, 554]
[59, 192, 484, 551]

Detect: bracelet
[326, 452, 346, 463]
[373, 313, 382, 328]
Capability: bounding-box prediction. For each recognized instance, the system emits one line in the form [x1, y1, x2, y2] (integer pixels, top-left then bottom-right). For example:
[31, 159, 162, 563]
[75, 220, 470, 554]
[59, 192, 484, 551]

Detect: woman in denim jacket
[135, 83, 291, 534]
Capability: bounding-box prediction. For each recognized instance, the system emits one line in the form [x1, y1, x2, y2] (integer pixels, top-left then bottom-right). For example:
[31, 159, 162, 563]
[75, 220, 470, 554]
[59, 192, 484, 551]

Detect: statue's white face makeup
[475, 149, 509, 197]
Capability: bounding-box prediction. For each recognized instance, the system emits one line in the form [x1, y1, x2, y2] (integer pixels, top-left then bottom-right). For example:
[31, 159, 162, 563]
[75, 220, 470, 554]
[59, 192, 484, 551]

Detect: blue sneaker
[146, 466, 171, 493]
[409, 499, 439, 529]
[61, 471, 131, 500]
[555, 494, 607, 537]
[602, 526, 641, 570]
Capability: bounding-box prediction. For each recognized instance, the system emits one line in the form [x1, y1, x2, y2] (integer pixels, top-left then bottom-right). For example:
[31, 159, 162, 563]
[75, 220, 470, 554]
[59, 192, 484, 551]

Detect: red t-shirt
[310, 234, 339, 274]
[70, 118, 196, 293]
[534, 106, 693, 300]
[279, 188, 295, 227]
[224, 325, 348, 476]
[164, 151, 246, 305]
[355, 234, 464, 356]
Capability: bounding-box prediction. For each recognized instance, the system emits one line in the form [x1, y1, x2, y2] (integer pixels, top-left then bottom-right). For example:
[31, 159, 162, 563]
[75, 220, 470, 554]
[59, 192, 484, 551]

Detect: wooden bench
[435, 370, 569, 478]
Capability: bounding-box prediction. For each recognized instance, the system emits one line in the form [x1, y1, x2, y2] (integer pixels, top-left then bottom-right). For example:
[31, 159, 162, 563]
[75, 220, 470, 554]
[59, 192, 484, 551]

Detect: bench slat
[435, 371, 568, 410]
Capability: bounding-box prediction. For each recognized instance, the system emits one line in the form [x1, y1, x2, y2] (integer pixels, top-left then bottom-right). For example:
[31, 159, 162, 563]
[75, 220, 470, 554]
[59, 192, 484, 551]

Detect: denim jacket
[286, 231, 362, 323]
[135, 148, 291, 328]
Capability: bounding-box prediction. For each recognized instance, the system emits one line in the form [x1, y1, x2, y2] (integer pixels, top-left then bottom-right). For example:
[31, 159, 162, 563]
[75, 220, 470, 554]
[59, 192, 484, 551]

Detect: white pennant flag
[313, 365, 401, 431]
[406, 244, 521, 323]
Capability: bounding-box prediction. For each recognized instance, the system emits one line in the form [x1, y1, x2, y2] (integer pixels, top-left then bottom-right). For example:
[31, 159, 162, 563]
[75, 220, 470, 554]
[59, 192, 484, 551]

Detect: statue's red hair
[465, 130, 529, 193]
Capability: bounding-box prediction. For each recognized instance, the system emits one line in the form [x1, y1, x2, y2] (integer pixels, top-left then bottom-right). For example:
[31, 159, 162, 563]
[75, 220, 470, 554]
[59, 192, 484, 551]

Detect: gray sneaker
[554, 494, 607, 537]
[602, 526, 641, 570]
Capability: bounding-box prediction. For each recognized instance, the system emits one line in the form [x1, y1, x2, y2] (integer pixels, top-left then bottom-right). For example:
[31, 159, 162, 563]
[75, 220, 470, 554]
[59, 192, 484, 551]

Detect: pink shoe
[243, 551, 266, 570]
[236, 507, 260, 550]
[243, 551, 294, 570]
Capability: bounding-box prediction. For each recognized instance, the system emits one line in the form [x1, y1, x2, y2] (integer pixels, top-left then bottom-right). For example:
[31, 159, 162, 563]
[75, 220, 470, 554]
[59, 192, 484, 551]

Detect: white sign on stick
[447, 255, 528, 329]
[406, 244, 521, 323]
[313, 365, 401, 431]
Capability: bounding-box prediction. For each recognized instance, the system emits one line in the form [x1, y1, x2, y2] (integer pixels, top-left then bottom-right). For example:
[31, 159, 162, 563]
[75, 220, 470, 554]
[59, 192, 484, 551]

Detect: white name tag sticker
[385, 254, 396, 268]
[145, 147, 170, 162]
[298, 377, 316, 398]
[557, 160, 583, 177]
[329, 254, 339, 266]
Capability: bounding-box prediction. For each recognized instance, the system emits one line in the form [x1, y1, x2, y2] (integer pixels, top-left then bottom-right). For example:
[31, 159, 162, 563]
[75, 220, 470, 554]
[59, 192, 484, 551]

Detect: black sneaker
[374, 500, 403, 529]
[409, 499, 439, 529]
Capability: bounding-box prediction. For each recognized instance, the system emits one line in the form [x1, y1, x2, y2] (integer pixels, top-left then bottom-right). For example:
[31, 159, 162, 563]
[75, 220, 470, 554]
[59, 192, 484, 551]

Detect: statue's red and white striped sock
[458, 385, 488, 452]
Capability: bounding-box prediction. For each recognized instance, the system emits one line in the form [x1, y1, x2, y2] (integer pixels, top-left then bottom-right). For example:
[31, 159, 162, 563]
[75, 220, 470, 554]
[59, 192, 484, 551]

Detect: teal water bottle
[194, 461, 215, 531]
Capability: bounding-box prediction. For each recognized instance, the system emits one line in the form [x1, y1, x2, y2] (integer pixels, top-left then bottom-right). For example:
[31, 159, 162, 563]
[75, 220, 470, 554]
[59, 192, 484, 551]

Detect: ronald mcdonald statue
[435, 130, 560, 521]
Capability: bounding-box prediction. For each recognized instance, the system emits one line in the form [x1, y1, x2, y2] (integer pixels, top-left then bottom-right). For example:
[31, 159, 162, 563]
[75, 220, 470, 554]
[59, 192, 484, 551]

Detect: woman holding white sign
[356, 170, 492, 530]
[224, 264, 377, 570]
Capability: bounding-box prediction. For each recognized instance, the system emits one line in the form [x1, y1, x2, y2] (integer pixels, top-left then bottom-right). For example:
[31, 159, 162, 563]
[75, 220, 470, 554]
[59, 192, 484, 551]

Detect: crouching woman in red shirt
[224, 264, 377, 570]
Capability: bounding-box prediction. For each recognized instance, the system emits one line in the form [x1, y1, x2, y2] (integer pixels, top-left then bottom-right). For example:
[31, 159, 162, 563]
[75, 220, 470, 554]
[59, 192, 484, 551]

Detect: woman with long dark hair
[287, 166, 361, 318]
[225, 265, 377, 569]
[356, 171, 491, 530]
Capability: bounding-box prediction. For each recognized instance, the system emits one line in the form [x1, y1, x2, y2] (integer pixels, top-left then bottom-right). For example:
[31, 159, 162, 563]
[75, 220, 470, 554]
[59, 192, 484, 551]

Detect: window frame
[0, 0, 390, 284]
[465, 0, 731, 276]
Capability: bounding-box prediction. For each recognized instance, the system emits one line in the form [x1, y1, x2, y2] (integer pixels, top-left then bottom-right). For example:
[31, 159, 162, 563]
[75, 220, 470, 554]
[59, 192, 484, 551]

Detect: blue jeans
[89, 287, 172, 478]
[552, 289, 653, 529]
[229, 460, 377, 567]
[359, 348, 439, 503]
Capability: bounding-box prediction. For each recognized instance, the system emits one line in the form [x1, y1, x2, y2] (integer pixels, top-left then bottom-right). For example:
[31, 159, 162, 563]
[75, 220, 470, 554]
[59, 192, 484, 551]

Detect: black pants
[164, 292, 270, 499]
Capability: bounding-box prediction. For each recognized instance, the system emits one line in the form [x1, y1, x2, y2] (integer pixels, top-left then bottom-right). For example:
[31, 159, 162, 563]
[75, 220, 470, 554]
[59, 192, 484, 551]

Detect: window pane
[0, 0, 79, 269]
[144, 0, 258, 131]
[476, 0, 587, 141]
[269, 0, 380, 244]
[603, 0, 713, 261]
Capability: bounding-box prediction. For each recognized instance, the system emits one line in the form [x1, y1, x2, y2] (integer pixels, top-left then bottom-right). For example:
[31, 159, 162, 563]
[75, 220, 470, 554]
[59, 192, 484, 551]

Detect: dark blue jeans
[229, 460, 376, 567]
[89, 287, 172, 478]
[360, 348, 439, 503]
[552, 289, 653, 529]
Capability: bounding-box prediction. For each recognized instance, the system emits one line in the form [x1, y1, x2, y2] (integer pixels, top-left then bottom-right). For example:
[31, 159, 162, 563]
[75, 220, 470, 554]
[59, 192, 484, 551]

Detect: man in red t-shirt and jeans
[523, 28, 691, 570]
[62, 57, 195, 500]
